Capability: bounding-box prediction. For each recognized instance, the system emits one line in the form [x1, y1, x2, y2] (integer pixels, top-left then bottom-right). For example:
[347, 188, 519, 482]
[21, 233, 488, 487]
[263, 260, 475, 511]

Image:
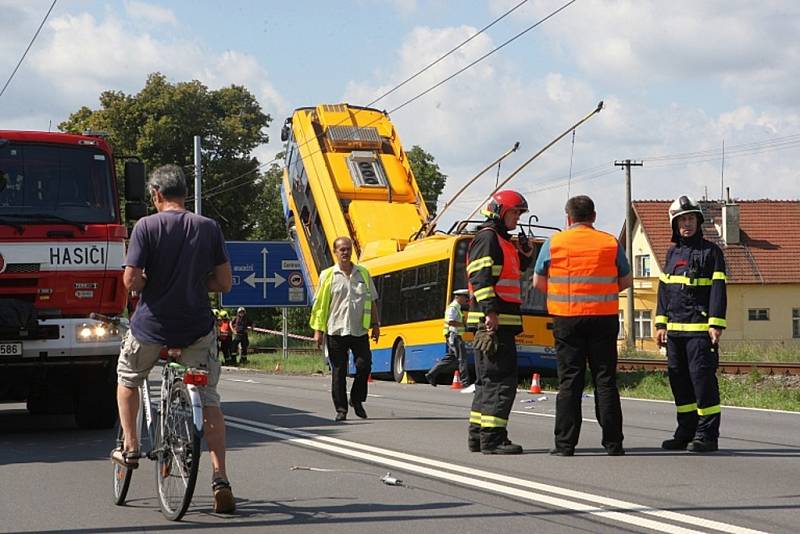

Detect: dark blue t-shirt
[126, 210, 228, 347]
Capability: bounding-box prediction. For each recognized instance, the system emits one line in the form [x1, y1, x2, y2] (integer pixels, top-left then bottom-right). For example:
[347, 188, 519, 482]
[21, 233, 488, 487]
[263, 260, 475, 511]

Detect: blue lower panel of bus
[366, 342, 558, 375]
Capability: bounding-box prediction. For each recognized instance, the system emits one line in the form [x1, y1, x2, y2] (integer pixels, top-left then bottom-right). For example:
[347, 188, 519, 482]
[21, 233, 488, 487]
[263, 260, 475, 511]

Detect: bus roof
[361, 234, 467, 274]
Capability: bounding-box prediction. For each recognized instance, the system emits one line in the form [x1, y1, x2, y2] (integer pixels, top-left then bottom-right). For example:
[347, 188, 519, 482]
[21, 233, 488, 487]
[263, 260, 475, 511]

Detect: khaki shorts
[117, 328, 222, 407]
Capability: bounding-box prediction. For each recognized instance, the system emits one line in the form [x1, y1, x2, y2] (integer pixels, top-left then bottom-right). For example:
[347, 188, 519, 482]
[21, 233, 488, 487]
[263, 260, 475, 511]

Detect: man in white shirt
[309, 236, 380, 421]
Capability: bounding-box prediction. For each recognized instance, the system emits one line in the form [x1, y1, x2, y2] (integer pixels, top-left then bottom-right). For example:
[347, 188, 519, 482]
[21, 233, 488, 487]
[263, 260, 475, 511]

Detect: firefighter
[218, 310, 233, 364]
[231, 307, 251, 364]
[425, 289, 471, 388]
[656, 195, 727, 453]
[466, 190, 533, 454]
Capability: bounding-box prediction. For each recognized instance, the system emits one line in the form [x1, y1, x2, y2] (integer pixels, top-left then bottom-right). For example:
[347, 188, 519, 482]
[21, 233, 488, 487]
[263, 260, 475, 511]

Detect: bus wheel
[392, 340, 406, 383]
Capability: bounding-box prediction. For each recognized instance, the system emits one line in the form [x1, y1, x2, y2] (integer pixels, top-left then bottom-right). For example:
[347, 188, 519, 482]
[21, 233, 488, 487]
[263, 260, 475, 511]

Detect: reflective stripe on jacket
[309, 264, 373, 332]
[546, 225, 620, 316]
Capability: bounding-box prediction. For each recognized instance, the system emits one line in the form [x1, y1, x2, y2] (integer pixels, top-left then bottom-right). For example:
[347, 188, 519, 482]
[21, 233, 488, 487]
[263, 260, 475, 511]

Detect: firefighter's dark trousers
[667, 334, 720, 442]
[468, 332, 518, 450]
[553, 315, 623, 450]
[327, 334, 372, 415]
[429, 333, 471, 386]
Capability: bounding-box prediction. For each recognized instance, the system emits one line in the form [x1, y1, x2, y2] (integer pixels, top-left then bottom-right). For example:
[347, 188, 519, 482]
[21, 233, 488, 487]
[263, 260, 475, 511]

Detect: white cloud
[124, 1, 177, 26]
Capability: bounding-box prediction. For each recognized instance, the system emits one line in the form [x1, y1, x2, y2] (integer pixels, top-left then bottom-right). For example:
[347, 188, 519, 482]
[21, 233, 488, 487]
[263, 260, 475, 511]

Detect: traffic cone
[274, 361, 282, 373]
[450, 370, 463, 390]
[400, 372, 415, 384]
[367, 374, 373, 383]
[529, 372, 542, 394]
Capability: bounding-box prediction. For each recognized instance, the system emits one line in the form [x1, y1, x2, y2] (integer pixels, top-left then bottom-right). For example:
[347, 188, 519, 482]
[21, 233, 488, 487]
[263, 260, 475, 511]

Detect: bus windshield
[0, 142, 116, 224]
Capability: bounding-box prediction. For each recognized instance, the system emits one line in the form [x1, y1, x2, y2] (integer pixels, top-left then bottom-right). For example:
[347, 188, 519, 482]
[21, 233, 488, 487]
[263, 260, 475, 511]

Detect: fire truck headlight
[76, 322, 121, 343]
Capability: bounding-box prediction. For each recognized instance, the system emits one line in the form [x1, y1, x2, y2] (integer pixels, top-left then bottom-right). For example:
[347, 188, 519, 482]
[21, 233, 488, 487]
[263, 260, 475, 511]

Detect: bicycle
[94, 313, 209, 521]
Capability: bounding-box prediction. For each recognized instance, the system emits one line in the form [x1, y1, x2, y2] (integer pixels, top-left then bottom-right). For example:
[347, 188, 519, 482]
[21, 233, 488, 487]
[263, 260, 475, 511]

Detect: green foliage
[407, 145, 447, 215]
[58, 72, 271, 240]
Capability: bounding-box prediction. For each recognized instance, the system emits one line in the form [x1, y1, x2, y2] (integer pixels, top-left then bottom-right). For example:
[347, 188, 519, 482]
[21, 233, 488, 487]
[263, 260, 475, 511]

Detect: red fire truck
[0, 130, 146, 428]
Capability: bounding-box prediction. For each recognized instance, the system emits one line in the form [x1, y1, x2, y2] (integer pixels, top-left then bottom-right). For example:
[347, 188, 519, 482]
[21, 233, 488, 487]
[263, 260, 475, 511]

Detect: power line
[387, 0, 577, 115]
[0, 0, 57, 99]
[366, 0, 530, 108]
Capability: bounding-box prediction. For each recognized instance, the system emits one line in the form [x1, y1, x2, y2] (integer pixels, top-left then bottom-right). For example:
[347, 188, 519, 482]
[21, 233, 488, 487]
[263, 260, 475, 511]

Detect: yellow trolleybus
[280, 103, 557, 380]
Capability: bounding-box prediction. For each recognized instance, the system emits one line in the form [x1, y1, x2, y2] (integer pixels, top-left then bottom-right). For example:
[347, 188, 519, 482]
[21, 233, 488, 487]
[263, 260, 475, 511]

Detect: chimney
[722, 197, 740, 245]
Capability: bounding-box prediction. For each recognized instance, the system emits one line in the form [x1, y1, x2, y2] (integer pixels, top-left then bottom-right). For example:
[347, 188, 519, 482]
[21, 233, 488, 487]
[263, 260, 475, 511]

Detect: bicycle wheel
[112, 421, 134, 505]
[154, 379, 202, 521]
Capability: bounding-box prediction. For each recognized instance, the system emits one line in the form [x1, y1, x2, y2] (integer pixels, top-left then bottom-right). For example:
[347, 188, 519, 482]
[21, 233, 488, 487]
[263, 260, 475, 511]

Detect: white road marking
[225, 414, 766, 534]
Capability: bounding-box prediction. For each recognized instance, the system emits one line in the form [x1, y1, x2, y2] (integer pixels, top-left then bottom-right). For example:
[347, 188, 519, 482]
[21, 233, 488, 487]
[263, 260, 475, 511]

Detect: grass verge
[537, 371, 800, 411]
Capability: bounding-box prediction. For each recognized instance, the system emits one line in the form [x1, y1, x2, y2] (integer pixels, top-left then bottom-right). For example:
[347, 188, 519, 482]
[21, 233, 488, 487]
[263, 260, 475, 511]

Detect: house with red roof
[619, 198, 800, 351]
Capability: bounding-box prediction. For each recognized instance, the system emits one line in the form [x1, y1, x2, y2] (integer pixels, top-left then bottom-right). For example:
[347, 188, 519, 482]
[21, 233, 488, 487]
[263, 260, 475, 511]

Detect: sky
[2, 0, 799, 234]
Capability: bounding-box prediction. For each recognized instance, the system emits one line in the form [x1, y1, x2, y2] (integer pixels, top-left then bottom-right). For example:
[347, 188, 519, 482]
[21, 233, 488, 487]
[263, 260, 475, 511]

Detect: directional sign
[222, 241, 308, 307]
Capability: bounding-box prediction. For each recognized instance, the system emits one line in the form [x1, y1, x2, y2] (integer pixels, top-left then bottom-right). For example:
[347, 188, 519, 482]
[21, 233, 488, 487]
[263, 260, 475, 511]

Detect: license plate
[0, 342, 22, 356]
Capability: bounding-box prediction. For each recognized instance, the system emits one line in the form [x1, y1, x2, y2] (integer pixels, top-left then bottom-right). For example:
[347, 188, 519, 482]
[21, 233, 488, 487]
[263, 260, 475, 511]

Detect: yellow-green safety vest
[309, 264, 373, 332]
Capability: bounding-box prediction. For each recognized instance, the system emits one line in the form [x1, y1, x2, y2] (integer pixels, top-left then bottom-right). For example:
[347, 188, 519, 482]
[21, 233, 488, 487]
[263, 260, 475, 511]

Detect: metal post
[193, 135, 202, 215]
[615, 159, 643, 350]
[282, 307, 288, 361]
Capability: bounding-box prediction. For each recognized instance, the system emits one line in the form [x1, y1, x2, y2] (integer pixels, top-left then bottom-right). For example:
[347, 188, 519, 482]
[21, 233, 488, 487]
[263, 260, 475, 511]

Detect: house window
[635, 310, 652, 339]
[748, 309, 769, 321]
[618, 310, 653, 339]
[793, 309, 800, 338]
[635, 254, 651, 277]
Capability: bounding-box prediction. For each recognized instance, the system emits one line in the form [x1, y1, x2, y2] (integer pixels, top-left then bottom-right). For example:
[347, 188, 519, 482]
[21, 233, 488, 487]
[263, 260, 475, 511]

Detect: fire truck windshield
[0, 141, 116, 224]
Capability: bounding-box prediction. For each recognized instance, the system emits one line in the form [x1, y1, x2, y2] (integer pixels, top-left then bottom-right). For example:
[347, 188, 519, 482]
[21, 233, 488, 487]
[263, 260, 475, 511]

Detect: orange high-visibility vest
[546, 225, 620, 316]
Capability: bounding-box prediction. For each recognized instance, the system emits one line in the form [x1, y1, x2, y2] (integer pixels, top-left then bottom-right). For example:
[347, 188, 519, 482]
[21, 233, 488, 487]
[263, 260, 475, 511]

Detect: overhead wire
[0, 0, 58, 99]
[198, 0, 572, 202]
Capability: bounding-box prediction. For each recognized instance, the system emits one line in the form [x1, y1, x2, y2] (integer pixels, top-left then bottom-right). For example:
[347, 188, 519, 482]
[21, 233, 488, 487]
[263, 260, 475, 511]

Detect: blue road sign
[222, 241, 308, 307]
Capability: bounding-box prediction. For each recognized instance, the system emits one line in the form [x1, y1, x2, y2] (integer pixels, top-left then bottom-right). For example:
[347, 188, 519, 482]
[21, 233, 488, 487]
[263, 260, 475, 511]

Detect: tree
[59, 72, 271, 239]
[407, 145, 447, 216]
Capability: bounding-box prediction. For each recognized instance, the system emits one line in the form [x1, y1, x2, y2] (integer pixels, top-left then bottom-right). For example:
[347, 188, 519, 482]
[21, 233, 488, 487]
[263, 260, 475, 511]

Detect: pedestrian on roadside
[466, 190, 533, 455]
[426, 289, 472, 389]
[218, 310, 234, 365]
[309, 236, 380, 422]
[532, 195, 631, 457]
[112, 164, 236, 513]
[231, 306, 251, 365]
[656, 195, 727, 453]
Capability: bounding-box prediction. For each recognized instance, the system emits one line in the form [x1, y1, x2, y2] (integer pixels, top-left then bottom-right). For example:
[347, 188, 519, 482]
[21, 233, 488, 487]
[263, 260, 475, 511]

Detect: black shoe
[425, 373, 437, 387]
[605, 443, 625, 456]
[687, 439, 718, 453]
[661, 438, 691, 450]
[468, 439, 481, 453]
[349, 400, 367, 419]
[549, 447, 575, 457]
[334, 412, 347, 422]
[482, 440, 523, 455]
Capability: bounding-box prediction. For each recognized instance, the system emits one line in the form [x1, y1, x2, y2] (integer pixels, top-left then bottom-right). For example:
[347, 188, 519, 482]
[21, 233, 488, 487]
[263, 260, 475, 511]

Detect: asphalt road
[1, 368, 798, 534]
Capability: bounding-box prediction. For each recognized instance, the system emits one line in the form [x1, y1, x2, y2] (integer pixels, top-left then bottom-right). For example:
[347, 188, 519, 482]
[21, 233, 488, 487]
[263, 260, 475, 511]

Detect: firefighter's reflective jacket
[466, 220, 532, 335]
[656, 234, 727, 335]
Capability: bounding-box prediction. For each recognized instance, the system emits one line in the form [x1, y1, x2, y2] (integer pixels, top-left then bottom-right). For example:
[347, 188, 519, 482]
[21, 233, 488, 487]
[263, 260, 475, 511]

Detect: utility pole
[614, 159, 643, 350]
[193, 135, 202, 215]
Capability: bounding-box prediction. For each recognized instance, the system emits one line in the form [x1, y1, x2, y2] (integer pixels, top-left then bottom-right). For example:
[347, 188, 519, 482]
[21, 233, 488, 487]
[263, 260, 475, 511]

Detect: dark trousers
[553, 315, 623, 450]
[233, 333, 249, 358]
[219, 337, 233, 363]
[428, 333, 471, 386]
[327, 334, 372, 415]
[468, 332, 518, 449]
[667, 334, 720, 442]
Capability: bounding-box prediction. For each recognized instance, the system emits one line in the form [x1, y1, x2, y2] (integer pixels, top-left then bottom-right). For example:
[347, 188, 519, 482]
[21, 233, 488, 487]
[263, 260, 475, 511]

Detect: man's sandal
[110, 448, 140, 469]
[212, 478, 236, 514]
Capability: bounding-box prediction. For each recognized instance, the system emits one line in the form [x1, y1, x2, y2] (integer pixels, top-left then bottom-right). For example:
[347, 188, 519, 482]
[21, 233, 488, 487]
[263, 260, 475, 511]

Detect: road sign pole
[282, 307, 288, 361]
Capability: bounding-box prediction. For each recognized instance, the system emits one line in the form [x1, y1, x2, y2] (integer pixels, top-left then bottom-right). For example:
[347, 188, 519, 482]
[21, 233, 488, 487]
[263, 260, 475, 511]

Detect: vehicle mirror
[125, 201, 147, 221]
[280, 118, 292, 142]
[124, 160, 146, 201]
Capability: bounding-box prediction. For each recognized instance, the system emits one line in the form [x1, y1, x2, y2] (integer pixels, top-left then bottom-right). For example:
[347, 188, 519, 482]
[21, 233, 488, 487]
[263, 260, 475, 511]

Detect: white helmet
[668, 195, 704, 225]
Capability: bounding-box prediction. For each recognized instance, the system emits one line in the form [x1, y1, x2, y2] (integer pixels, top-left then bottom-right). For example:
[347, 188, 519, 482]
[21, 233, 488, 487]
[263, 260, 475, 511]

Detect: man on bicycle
[112, 164, 236, 514]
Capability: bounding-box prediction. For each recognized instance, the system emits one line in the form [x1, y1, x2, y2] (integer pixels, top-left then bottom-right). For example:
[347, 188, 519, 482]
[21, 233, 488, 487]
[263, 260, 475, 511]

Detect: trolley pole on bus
[615, 159, 642, 350]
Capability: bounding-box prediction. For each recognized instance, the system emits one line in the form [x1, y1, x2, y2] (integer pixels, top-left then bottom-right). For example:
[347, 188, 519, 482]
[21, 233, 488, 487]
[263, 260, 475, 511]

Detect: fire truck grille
[5, 263, 40, 273]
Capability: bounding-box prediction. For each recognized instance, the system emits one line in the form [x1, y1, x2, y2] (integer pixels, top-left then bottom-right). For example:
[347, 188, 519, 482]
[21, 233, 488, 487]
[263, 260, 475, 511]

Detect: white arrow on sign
[242, 247, 286, 298]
